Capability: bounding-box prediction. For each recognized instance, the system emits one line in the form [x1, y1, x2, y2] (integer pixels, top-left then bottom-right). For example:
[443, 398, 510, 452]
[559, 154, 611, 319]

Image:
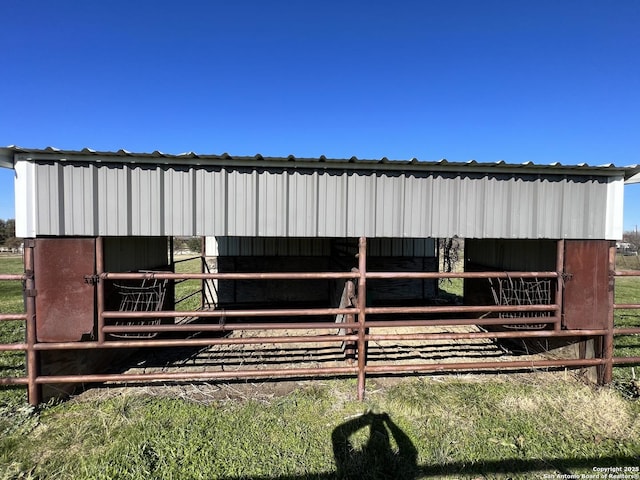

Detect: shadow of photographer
[331, 411, 419, 479]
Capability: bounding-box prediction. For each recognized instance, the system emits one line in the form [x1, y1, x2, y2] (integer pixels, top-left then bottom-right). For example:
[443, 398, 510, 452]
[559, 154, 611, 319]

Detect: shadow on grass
[217, 412, 638, 480]
[214, 455, 640, 479]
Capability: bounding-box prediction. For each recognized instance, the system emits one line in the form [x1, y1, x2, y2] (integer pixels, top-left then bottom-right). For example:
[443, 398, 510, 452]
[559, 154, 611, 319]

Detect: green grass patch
[173, 256, 205, 312]
[614, 275, 640, 382]
[0, 256, 26, 400]
[438, 277, 463, 301]
[1, 378, 639, 479]
[616, 254, 640, 271]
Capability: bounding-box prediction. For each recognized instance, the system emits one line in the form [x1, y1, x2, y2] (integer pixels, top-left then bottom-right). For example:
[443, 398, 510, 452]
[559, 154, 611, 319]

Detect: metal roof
[3, 146, 635, 240]
[2, 145, 639, 180]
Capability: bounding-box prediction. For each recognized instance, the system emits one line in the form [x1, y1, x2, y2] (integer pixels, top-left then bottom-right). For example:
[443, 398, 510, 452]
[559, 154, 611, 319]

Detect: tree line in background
[0, 219, 21, 250]
[174, 237, 202, 254]
[623, 229, 640, 248]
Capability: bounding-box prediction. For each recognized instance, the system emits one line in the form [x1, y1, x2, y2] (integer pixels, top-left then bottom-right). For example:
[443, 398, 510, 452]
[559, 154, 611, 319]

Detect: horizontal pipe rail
[614, 270, 640, 276]
[366, 317, 560, 328]
[33, 329, 607, 352]
[102, 270, 559, 282]
[103, 307, 358, 319]
[103, 321, 361, 334]
[0, 377, 29, 385]
[366, 271, 559, 279]
[102, 271, 359, 281]
[0, 314, 27, 321]
[101, 305, 560, 321]
[367, 329, 607, 342]
[612, 356, 640, 365]
[34, 334, 360, 351]
[365, 304, 559, 315]
[0, 274, 26, 281]
[0, 343, 27, 351]
[35, 365, 361, 384]
[365, 358, 605, 374]
[614, 304, 640, 310]
[613, 327, 640, 335]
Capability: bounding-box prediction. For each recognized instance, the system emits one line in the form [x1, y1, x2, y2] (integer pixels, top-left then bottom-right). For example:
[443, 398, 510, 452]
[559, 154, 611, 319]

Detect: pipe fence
[0, 238, 639, 404]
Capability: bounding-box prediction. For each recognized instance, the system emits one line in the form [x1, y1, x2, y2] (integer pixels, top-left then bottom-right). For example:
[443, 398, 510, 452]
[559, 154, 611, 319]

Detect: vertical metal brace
[356, 236, 367, 400]
[602, 242, 616, 384]
[96, 237, 105, 344]
[555, 239, 564, 331]
[24, 240, 40, 406]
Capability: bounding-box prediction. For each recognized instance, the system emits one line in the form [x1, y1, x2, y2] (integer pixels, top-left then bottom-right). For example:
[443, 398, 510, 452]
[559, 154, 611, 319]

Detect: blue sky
[1, 1, 639, 232]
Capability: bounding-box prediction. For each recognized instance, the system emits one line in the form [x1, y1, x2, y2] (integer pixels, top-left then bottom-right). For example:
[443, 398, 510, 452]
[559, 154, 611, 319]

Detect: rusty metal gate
[1, 237, 640, 405]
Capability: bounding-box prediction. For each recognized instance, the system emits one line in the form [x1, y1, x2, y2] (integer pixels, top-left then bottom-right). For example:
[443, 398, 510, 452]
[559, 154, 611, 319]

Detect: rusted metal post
[602, 243, 616, 384]
[96, 237, 105, 344]
[555, 239, 564, 331]
[345, 280, 356, 362]
[200, 236, 206, 311]
[24, 239, 40, 405]
[356, 237, 367, 400]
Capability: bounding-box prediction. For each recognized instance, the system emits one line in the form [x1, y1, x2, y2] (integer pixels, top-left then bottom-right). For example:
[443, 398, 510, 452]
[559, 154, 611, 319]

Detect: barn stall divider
[2, 237, 639, 405]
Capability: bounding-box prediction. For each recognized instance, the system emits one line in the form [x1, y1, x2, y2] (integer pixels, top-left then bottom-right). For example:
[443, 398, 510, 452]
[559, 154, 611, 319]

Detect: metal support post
[24, 240, 40, 405]
[602, 243, 616, 384]
[356, 236, 367, 400]
[96, 237, 105, 344]
[555, 239, 564, 331]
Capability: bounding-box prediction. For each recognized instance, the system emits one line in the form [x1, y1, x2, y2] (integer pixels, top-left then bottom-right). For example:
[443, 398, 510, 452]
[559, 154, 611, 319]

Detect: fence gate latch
[84, 275, 100, 285]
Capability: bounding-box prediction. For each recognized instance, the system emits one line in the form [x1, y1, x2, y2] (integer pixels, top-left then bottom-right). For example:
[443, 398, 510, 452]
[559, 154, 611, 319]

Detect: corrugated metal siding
[17, 161, 622, 239]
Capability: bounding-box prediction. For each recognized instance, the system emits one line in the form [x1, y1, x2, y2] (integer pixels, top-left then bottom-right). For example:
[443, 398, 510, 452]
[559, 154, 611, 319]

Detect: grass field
[173, 256, 207, 312]
[1, 377, 639, 479]
[614, 258, 640, 382]
[0, 255, 26, 403]
[1, 255, 639, 479]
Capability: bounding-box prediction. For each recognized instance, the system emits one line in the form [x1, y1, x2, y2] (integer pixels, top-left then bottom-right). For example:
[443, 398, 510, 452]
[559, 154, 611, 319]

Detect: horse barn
[1, 146, 640, 405]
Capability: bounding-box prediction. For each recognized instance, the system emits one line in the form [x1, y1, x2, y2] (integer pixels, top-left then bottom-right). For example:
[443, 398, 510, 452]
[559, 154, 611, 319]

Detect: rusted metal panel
[563, 240, 611, 330]
[34, 238, 96, 342]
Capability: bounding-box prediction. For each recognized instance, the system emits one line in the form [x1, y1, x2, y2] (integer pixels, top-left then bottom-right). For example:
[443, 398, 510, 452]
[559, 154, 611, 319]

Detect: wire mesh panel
[489, 277, 552, 330]
[111, 276, 168, 339]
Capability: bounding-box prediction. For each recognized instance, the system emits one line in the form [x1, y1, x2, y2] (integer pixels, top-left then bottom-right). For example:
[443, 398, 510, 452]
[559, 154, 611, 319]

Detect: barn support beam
[555, 239, 564, 331]
[24, 239, 40, 406]
[356, 236, 368, 401]
[96, 236, 105, 344]
[602, 243, 616, 384]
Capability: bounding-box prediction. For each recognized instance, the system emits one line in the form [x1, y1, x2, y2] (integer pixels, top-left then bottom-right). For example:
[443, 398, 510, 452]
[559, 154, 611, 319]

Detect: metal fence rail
[612, 268, 640, 372]
[1, 237, 639, 405]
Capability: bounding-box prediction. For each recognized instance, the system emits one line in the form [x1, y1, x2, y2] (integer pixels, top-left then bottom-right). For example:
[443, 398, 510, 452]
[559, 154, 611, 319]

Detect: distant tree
[0, 219, 16, 246]
[4, 237, 21, 250]
[173, 237, 202, 254]
[186, 237, 202, 253]
[439, 237, 462, 273]
[624, 230, 640, 248]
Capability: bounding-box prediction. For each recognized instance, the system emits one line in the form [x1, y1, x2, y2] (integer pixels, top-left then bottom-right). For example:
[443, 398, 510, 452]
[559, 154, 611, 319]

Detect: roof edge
[0, 147, 15, 169]
[4, 145, 638, 177]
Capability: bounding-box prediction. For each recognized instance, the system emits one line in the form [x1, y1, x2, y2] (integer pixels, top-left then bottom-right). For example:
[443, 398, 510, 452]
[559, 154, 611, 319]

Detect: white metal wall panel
[317, 172, 346, 237]
[17, 160, 625, 239]
[605, 178, 624, 239]
[288, 171, 317, 237]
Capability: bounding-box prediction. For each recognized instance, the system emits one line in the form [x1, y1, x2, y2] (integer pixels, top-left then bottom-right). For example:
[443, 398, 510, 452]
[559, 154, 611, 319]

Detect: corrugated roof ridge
[3, 146, 638, 171]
